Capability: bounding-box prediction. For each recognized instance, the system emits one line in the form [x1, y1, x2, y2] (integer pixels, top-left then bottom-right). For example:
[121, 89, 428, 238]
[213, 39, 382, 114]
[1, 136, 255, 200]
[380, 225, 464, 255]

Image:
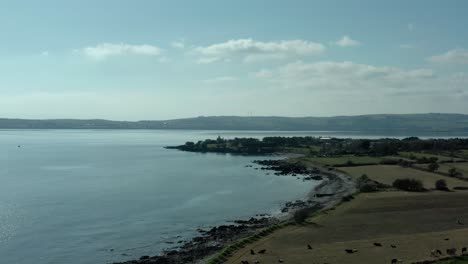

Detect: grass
[437, 162, 468, 179]
[301, 155, 383, 166]
[398, 152, 461, 162]
[434, 256, 468, 264]
[206, 222, 294, 264]
[224, 191, 468, 264]
[339, 165, 468, 189]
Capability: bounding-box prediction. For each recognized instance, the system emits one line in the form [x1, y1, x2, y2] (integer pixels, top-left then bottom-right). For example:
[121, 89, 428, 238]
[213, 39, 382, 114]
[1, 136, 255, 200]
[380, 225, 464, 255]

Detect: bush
[293, 207, 316, 224]
[357, 174, 379, 192]
[392, 178, 425, 192]
[360, 183, 379, 193]
[449, 168, 461, 177]
[341, 195, 355, 202]
[428, 162, 439, 172]
[435, 179, 449, 191]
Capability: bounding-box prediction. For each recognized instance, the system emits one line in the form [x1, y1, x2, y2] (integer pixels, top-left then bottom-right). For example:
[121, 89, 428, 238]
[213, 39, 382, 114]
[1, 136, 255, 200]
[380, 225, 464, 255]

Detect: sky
[1, 0, 468, 120]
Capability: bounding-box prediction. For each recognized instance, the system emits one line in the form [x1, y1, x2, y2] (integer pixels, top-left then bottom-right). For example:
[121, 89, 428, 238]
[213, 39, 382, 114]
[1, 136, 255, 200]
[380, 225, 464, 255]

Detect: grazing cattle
[444, 238, 450, 241]
[374, 242, 383, 247]
[457, 219, 464, 225]
[254, 261, 260, 264]
[258, 249, 266, 254]
[437, 249, 443, 255]
[462, 247, 467, 254]
[250, 249, 255, 255]
[446, 248, 457, 255]
[307, 244, 312, 250]
[391, 259, 402, 264]
[391, 244, 396, 248]
[345, 248, 358, 254]
[241, 261, 250, 264]
[278, 259, 284, 263]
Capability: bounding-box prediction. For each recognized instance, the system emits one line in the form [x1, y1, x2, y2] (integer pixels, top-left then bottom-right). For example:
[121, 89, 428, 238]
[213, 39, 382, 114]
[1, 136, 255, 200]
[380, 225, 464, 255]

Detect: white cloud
[427, 49, 468, 64]
[197, 57, 222, 64]
[203, 76, 238, 83]
[41, 51, 50, 56]
[335, 35, 361, 47]
[408, 23, 415, 31]
[255, 61, 434, 92]
[80, 43, 162, 60]
[171, 41, 185, 49]
[194, 38, 325, 63]
[399, 44, 413, 49]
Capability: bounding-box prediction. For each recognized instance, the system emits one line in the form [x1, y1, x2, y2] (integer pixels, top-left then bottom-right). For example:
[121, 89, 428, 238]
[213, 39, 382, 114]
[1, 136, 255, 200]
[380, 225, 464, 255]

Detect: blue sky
[1, 0, 468, 120]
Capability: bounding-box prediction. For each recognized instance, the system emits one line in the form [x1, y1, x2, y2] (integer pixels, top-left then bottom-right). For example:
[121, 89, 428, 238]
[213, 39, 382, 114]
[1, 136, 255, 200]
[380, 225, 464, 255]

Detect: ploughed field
[225, 191, 468, 264]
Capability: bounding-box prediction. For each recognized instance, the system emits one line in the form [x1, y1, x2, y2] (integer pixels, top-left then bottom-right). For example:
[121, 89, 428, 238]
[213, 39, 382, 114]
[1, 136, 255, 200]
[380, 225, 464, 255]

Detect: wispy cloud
[194, 38, 325, 64]
[255, 60, 434, 92]
[171, 41, 185, 49]
[335, 35, 361, 47]
[427, 49, 468, 64]
[78, 43, 162, 60]
[399, 44, 413, 49]
[203, 76, 238, 83]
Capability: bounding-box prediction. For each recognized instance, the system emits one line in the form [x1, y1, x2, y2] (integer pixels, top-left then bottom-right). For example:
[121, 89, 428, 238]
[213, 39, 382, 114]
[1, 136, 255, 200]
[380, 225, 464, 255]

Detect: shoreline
[114, 158, 357, 264]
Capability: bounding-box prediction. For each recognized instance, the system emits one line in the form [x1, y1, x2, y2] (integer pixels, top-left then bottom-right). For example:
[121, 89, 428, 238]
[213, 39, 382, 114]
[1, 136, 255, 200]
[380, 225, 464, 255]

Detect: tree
[435, 179, 448, 191]
[392, 178, 424, 192]
[428, 162, 439, 172]
[449, 168, 460, 177]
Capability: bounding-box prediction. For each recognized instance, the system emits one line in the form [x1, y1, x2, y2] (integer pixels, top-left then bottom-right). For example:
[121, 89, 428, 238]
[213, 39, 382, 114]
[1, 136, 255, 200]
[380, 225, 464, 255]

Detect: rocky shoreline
[114, 159, 356, 264]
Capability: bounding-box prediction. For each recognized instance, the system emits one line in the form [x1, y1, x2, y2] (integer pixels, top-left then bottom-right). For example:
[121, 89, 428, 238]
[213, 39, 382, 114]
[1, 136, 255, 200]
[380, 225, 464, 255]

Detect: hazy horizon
[2, 112, 468, 122]
[1, 0, 468, 120]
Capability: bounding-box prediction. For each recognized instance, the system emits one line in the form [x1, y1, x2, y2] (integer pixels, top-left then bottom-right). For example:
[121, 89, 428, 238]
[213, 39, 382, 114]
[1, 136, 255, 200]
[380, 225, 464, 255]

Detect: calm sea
[0, 130, 317, 264]
[1, 129, 467, 264]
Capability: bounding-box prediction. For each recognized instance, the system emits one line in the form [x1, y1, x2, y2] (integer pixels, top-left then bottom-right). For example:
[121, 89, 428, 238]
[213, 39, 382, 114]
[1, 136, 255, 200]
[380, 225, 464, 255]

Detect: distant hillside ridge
[1, 113, 468, 132]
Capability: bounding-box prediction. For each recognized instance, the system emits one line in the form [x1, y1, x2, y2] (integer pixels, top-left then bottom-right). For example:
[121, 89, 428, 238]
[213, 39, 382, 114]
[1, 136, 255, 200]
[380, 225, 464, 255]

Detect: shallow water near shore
[0, 130, 320, 264]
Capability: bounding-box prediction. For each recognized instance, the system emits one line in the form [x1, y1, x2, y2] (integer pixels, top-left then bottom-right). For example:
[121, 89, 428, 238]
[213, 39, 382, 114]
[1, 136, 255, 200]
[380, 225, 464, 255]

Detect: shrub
[380, 159, 399, 165]
[360, 183, 379, 193]
[449, 168, 461, 177]
[428, 162, 439, 172]
[357, 174, 379, 192]
[293, 207, 316, 224]
[392, 178, 425, 192]
[435, 179, 449, 191]
[341, 195, 355, 202]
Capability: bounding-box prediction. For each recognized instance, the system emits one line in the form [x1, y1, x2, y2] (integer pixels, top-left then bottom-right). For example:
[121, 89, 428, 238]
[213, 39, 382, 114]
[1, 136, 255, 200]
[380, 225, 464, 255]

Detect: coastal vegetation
[181, 136, 468, 264]
[168, 136, 468, 157]
[131, 135, 468, 264]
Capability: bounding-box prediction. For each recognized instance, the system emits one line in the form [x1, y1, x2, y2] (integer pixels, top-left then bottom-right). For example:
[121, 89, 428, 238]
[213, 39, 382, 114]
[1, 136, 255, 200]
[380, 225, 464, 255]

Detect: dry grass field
[225, 191, 468, 264]
[398, 152, 462, 162]
[437, 163, 468, 179]
[298, 156, 383, 166]
[339, 165, 468, 189]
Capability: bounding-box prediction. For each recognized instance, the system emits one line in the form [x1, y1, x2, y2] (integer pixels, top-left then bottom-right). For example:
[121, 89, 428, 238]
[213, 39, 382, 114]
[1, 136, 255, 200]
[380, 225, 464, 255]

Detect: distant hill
[1, 113, 468, 132]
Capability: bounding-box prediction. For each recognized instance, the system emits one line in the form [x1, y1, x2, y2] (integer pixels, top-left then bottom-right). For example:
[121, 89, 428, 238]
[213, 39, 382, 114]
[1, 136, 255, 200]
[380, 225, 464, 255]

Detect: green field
[435, 256, 468, 264]
[398, 152, 460, 162]
[300, 155, 383, 166]
[437, 162, 468, 179]
[339, 165, 468, 189]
